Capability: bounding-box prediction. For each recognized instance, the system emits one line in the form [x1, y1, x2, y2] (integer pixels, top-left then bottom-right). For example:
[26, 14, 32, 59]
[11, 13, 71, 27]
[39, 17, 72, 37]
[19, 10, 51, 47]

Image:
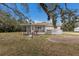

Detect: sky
[0, 3, 79, 23]
[23, 3, 79, 23]
[26, 3, 48, 22]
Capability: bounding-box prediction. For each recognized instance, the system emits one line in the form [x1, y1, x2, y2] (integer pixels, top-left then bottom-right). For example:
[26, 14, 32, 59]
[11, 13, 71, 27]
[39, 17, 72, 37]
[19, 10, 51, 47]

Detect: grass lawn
[0, 32, 79, 56]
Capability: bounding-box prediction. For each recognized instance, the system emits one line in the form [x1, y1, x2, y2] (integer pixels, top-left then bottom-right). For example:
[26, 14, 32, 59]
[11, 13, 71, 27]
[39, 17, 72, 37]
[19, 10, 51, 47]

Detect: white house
[20, 22, 54, 34]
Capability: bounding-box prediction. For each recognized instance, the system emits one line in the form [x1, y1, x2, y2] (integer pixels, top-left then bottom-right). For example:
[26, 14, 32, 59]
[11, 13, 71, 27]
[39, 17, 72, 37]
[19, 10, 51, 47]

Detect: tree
[60, 4, 78, 31]
[0, 3, 29, 23]
[39, 3, 58, 28]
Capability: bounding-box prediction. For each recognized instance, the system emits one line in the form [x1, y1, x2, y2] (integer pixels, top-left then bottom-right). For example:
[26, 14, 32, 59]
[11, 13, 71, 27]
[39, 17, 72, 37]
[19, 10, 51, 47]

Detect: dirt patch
[48, 35, 79, 44]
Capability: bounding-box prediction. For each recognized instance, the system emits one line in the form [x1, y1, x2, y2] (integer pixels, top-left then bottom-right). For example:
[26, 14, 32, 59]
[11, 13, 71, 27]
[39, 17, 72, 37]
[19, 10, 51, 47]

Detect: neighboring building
[74, 18, 79, 32]
[75, 18, 79, 27]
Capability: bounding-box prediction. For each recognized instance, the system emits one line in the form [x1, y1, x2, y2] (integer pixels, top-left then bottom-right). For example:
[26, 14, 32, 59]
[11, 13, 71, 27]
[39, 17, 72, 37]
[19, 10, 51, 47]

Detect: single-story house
[20, 22, 54, 34]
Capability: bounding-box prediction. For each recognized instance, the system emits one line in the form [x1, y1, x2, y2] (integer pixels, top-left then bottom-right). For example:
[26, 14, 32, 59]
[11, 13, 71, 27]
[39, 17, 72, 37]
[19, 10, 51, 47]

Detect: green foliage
[62, 21, 75, 31]
[61, 9, 77, 31]
[0, 10, 27, 32]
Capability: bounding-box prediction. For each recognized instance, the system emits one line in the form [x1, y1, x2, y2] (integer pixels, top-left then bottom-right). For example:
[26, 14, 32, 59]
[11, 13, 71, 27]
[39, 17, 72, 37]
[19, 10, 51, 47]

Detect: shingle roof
[20, 23, 53, 27]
